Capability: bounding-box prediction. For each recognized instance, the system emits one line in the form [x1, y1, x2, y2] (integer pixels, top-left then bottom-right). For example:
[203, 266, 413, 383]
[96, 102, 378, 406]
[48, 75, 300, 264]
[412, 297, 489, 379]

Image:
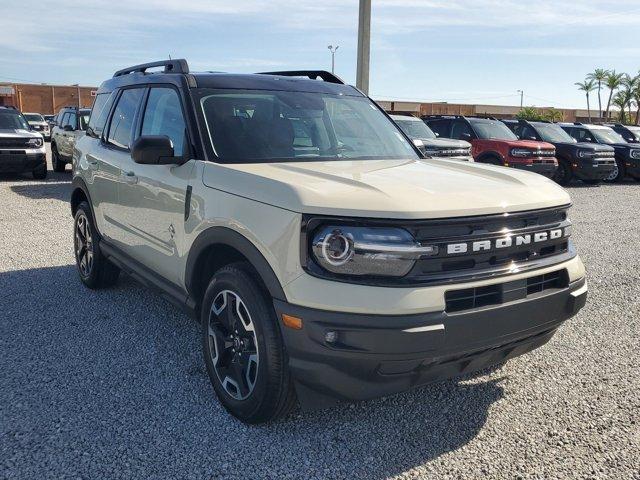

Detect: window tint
[107, 88, 143, 149]
[519, 125, 538, 140]
[451, 121, 473, 139]
[60, 113, 70, 128]
[426, 119, 451, 138]
[141, 88, 187, 156]
[87, 93, 114, 138]
[65, 112, 77, 129]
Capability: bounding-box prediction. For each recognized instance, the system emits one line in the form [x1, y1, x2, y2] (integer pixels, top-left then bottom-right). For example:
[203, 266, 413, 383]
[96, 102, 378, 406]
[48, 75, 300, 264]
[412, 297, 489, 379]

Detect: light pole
[327, 45, 339, 74]
[517, 89, 524, 108]
[356, 0, 371, 94]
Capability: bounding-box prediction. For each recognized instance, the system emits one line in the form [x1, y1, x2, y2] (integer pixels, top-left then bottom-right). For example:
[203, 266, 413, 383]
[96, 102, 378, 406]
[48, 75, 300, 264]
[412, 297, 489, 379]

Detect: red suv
[423, 115, 558, 177]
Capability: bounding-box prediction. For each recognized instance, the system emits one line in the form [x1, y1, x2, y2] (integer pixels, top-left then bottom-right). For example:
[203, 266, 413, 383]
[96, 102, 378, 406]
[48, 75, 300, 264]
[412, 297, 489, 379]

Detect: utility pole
[327, 45, 339, 74]
[517, 89, 524, 108]
[356, 0, 371, 94]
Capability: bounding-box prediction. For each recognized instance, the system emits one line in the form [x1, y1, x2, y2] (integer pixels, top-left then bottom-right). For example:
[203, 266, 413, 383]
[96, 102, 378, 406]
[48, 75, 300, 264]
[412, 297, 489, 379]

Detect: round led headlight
[577, 149, 594, 158]
[630, 149, 640, 160]
[510, 148, 532, 158]
[321, 230, 354, 266]
[27, 137, 43, 148]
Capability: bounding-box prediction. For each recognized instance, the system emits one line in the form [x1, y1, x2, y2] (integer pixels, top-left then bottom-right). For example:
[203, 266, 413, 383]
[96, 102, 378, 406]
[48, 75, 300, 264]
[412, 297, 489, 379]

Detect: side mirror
[528, 136, 537, 141]
[461, 132, 472, 140]
[434, 132, 440, 137]
[63, 124, 74, 132]
[132, 135, 176, 165]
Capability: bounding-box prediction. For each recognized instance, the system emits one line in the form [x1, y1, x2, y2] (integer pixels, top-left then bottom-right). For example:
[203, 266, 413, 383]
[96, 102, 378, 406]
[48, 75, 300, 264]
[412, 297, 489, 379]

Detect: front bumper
[275, 276, 587, 410]
[0, 150, 46, 173]
[574, 159, 616, 181]
[625, 158, 640, 178]
[510, 160, 558, 177]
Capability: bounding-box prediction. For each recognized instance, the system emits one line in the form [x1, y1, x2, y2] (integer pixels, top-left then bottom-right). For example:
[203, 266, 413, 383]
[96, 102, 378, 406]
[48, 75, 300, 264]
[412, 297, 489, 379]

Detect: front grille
[0, 138, 32, 149]
[430, 148, 471, 158]
[445, 269, 568, 313]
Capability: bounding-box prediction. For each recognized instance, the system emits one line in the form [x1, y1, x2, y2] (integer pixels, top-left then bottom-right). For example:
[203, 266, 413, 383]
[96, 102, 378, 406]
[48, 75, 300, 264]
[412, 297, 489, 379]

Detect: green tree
[586, 68, 608, 119]
[613, 88, 633, 123]
[630, 72, 640, 125]
[544, 108, 564, 123]
[575, 79, 596, 123]
[515, 106, 544, 121]
[604, 70, 626, 120]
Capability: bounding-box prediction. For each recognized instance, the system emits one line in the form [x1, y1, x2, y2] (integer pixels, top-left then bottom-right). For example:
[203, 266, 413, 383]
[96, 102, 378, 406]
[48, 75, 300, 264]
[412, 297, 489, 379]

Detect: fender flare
[185, 227, 287, 302]
[477, 151, 504, 165]
[70, 176, 95, 218]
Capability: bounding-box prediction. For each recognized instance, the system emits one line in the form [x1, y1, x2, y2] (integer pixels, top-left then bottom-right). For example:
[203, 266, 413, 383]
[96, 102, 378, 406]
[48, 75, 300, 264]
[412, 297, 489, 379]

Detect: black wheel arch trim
[477, 151, 504, 164]
[71, 177, 98, 226]
[185, 227, 287, 303]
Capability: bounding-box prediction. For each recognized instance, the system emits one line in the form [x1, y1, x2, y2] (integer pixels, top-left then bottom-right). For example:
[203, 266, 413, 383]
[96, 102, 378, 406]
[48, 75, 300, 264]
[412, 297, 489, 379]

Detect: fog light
[325, 331, 338, 343]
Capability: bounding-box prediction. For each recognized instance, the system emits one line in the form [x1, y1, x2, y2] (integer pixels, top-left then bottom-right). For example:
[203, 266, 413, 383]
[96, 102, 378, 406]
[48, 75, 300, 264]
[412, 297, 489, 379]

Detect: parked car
[423, 115, 558, 178]
[0, 106, 47, 179]
[43, 114, 57, 130]
[23, 112, 51, 141]
[604, 123, 640, 144]
[559, 123, 640, 182]
[502, 119, 615, 185]
[71, 59, 587, 424]
[390, 114, 473, 161]
[50, 106, 90, 172]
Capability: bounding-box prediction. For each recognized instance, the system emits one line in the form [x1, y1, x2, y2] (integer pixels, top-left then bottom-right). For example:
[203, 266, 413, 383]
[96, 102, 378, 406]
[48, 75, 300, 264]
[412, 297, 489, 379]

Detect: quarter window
[107, 89, 143, 149]
[141, 88, 187, 156]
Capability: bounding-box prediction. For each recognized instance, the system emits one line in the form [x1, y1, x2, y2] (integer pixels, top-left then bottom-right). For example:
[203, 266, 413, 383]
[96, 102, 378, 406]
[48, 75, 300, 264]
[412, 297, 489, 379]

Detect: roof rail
[573, 122, 583, 126]
[113, 59, 189, 78]
[256, 70, 345, 85]
[421, 114, 465, 119]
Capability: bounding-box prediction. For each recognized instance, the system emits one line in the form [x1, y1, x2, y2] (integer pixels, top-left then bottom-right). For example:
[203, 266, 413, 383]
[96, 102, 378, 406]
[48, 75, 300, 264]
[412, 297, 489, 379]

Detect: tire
[582, 179, 601, 185]
[32, 161, 47, 180]
[553, 159, 572, 186]
[201, 263, 296, 424]
[604, 159, 625, 183]
[479, 156, 503, 166]
[51, 144, 66, 172]
[73, 201, 120, 289]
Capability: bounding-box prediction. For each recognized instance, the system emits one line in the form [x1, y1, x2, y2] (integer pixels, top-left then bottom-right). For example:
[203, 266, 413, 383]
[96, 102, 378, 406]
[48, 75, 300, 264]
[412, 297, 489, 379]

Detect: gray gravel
[1, 150, 639, 479]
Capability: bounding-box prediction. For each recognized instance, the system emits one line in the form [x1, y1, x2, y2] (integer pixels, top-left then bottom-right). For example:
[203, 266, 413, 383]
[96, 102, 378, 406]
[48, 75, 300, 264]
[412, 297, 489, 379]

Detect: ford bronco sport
[23, 112, 51, 141]
[71, 60, 587, 424]
[390, 114, 472, 161]
[559, 122, 640, 182]
[51, 106, 90, 172]
[0, 106, 47, 179]
[604, 123, 640, 144]
[502, 119, 615, 185]
[423, 115, 558, 177]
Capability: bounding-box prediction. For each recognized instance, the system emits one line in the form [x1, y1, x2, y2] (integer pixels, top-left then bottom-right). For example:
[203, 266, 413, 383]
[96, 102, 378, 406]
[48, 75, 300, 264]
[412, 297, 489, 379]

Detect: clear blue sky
[2, 0, 639, 109]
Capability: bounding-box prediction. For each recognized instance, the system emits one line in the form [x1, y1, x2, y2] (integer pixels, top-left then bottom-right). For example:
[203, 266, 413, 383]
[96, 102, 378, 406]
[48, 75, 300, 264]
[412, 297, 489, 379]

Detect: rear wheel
[74, 202, 120, 289]
[553, 159, 572, 186]
[51, 144, 65, 172]
[202, 263, 296, 424]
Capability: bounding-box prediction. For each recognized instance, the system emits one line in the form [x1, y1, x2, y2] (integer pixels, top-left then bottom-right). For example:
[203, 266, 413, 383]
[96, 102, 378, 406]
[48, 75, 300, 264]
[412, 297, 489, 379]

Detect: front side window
[0, 111, 29, 130]
[426, 119, 451, 138]
[87, 93, 115, 138]
[141, 88, 187, 156]
[60, 113, 71, 128]
[107, 88, 144, 149]
[65, 113, 77, 129]
[533, 123, 575, 143]
[451, 121, 473, 140]
[469, 119, 518, 140]
[197, 89, 417, 163]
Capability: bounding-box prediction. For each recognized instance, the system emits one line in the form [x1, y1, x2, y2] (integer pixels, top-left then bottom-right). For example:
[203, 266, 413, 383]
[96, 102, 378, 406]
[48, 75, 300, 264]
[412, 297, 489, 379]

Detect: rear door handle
[123, 171, 138, 184]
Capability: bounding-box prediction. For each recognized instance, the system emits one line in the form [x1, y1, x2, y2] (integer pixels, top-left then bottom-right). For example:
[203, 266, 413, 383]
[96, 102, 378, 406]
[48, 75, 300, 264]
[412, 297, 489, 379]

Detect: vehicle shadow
[566, 179, 638, 188]
[1, 264, 504, 479]
[4, 172, 72, 202]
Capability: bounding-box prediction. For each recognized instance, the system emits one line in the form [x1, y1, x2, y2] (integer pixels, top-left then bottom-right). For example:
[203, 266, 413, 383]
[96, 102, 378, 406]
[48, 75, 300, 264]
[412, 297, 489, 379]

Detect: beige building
[0, 83, 98, 115]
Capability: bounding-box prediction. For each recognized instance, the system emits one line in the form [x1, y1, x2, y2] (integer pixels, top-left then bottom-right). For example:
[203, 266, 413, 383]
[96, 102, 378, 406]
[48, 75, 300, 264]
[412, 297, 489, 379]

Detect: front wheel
[51, 144, 66, 172]
[553, 159, 572, 186]
[201, 263, 296, 424]
[604, 160, 625, 183]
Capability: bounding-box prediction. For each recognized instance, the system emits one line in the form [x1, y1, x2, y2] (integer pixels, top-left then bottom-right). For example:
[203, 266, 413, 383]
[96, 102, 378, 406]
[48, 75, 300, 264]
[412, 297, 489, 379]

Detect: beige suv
[71, 60, 588, 424]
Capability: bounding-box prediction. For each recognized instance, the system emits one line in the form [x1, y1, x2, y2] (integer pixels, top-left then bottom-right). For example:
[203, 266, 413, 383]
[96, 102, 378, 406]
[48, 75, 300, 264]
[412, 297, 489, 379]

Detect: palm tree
[631, 72, 640, 125]
[613, 89, 633, 122]
[575, 79, 596, 122]
[604, 71, 626, 120]
[586, 68, 608, 119]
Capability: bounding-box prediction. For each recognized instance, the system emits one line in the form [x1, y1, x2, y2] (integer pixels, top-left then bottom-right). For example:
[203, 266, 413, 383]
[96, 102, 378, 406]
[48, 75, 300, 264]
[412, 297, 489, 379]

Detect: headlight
[510, 148, 532, 157]
[27, 138, 43, 148]
[310, 225, 437, 277]
[577, 149, 595, 158]
[630, 149, 640, 160]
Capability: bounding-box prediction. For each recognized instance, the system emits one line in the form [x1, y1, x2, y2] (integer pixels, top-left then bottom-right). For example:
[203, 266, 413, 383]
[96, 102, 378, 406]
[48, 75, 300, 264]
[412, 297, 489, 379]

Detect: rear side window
[87, 93, 114, 138]
[107, 88, 144, 149]
[141, 88, 187, 156]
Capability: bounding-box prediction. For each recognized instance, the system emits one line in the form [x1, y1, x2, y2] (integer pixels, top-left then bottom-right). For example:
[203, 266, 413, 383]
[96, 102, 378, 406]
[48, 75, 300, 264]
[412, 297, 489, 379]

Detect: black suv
[605, 123, 640, 144]
[559, 123, 640, 182]
[502, 119, 616, 185]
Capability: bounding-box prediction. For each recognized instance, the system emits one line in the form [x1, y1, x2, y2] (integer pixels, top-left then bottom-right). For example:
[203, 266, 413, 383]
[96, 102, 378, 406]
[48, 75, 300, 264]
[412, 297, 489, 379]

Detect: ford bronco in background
[502, 119, 615, 185]
[50, 106, 90, 172]
[390, 114, 473, 161]
[559, 122, 640, 182]
[423, 115, 558, 178]
[71, 60, 587, 423]
[23, 112, 51, 141]
[605, 123, 640, 144]
[0, 106, 47, 179]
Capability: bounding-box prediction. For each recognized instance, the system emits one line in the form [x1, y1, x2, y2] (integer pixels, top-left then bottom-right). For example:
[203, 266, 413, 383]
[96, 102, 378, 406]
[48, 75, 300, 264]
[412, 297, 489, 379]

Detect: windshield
[626, 126, 640, 141]
[0, 111, 30, 130]
[395, 119, 436, 139]
[469, 119, 518, 140]
[24, 113, 44, 122]
[534, 123, 576, 143]
[592, 128, 626, 144]
[197, 89, 418, 163]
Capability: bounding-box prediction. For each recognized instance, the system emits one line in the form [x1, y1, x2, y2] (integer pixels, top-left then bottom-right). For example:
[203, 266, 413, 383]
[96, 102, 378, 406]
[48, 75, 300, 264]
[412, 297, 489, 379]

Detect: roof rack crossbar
[256, 70, 345, 85]
[113, 59, 189, 78]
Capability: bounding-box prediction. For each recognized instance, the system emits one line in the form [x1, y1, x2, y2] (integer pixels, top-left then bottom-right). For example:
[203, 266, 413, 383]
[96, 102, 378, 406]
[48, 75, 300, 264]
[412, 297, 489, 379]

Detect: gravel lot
[1, 148, 639, 480]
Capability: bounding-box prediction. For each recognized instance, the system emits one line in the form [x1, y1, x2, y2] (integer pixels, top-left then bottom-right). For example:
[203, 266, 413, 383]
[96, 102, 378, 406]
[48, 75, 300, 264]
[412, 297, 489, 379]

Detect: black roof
[98, 59, 362, 97]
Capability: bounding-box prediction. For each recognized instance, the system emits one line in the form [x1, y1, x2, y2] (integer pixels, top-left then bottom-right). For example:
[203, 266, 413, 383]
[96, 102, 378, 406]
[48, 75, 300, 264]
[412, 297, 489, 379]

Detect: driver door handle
[123, 171, 138, 184]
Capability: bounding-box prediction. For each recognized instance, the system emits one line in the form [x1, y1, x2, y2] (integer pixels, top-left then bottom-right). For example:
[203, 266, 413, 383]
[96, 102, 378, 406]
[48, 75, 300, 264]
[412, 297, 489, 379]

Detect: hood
[421, 138, 471, 149]
[0, 128, 42, 138]
[27, 121, 48, 126]
[574, 142, 614, 152]
[501, 139, 555, 150]
[202, 158, 570, 219]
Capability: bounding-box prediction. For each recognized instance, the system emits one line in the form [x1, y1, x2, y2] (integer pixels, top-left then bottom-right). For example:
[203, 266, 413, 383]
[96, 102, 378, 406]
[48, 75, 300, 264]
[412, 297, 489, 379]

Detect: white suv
[71, 60, 587, 423]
